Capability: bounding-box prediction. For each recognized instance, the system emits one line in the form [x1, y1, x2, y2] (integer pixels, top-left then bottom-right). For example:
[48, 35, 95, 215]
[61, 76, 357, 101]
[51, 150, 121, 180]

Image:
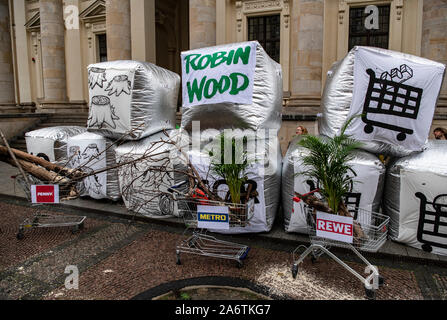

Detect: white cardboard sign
[197, 205, 230, 230]
[181, 42, 257, 108]
[31, 185, 59, 204]
[316, 211, 354, 243]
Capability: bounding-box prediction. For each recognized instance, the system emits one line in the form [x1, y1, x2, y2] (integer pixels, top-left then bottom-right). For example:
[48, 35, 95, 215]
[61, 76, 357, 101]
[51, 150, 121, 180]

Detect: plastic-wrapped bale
[25, 126, 87, 165]
[282, 136, 385, 234]
[181, 132, 282, 234]
[180, 41, 283, 133]
[383, 140, 447, 256]
[114, 130, 189, 218]
[87, 60, 180, 140]
[66, 132, 121, 201]
[319, 46, 445, 157]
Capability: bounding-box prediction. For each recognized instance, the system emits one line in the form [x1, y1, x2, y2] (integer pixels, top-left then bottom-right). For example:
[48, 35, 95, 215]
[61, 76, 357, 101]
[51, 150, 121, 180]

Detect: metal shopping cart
[12, 174, 86, 240]
[291, 193, 390, 299]
[415, 192, 447, 253]
[170, 181, 253, 268]
[362, 68, 423, 142]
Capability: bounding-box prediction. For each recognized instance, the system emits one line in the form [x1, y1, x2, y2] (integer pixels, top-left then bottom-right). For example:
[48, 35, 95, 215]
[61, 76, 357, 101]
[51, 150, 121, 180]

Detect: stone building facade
[1, 0, 446, 151]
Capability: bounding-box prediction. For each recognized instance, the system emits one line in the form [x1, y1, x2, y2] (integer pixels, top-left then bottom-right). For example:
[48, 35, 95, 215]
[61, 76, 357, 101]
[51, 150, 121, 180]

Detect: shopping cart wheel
[364, 124, 374, 134]
[176, 252, 181, 265]
[378, 275, 385, 287]
[365, 288, 376, 300]
[71, 225, 79, 234]
[291, 264, 298, 279]
[79, 222, 84, 230]
[236, 260, 243, 269]
[397, 132, 406, 141]
[16, 230, 24, 240]
[311, 255, 318, 264]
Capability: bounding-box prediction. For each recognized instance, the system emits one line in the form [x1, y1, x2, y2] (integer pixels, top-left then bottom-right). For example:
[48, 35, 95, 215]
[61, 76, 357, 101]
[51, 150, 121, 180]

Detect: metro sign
[31, 185, 59, 204]
[316, 211, 353, 243]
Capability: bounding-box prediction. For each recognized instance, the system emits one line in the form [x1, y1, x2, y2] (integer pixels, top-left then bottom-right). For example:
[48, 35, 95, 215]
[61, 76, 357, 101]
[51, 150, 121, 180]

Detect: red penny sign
[31, 185, 59, 204]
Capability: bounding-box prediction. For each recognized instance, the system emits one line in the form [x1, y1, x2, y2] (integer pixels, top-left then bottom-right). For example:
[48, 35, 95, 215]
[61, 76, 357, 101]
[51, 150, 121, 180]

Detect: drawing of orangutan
[105, 74, 132, 97]
[88, 67, 107, 89]
[88, 95, 119, 129]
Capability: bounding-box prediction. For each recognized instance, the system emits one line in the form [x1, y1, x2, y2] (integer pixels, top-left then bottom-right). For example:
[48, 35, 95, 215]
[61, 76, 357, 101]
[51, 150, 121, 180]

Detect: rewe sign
[181, 42, 257, 107]
[316, 211, 353, 243]
[31, 185, 59, 204]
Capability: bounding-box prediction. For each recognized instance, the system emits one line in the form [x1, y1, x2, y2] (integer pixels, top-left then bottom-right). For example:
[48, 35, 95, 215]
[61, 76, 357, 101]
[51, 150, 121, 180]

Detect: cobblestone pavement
[0, 198, 446, 300]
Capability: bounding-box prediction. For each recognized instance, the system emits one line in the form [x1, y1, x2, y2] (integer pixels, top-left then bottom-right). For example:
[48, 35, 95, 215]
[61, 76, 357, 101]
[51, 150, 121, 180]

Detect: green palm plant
[297, 115, 363, 213]
[209, 134, 250, 204]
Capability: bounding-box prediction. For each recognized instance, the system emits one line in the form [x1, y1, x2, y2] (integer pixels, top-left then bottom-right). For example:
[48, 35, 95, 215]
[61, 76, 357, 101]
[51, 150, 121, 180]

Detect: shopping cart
[12, 174, 86, 240]
[415, 192, 447, 252]
[291, 193, 389, 299]
[171, 181, 253, 268]
[362, 68, 423, 142]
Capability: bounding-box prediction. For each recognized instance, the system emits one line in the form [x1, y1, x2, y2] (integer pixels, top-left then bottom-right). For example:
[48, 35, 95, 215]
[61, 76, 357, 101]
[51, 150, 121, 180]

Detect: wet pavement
[1, 197, 446, 300]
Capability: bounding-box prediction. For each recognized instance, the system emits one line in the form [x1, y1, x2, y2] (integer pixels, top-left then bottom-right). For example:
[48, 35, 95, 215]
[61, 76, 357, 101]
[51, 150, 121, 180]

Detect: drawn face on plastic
[88, 67, 107, 89]
[105, 74, 131, 97]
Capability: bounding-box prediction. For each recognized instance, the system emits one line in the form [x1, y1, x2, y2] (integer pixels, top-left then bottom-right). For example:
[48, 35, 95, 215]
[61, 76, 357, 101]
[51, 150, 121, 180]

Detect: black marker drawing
[88, 95, 119, 129]
[88, 67, 107, 89]
[380, 64, 414, 91]
[81, 144, 103, 196]
[362, 68, 423, 142]
[68, 145, 81, 168]
[415, 192, 447, 252]
[105, 74, 131, 97]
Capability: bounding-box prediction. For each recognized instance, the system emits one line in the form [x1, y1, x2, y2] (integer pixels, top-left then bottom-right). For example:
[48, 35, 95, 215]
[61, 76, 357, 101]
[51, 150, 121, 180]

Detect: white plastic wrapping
[67, 132, 121, 201]
[114, 130, 189, 218]
[319, 46, 445, 157]
[383, 140, 447, 256]
[180, 41, 283, 133]
[87, 60, 180, 140]
[282, 137, 385, 234]
[25, 126, 87, 165]
[182, 132, 282, 234]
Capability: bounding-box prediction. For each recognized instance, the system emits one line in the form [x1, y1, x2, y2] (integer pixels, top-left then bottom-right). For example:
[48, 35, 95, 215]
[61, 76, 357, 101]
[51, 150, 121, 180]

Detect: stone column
[106, 0, 132, 61]
[189, 0, 216, 50]
[0, 0, 15, 105]
[39, 0, 67, 102]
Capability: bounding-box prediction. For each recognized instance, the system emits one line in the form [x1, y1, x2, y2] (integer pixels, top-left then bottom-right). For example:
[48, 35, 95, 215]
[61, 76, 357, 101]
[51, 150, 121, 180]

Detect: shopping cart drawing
[170, 181, 253, 268]
[415, 192, 447, 252]
[362, 68, 423, 141]
[306, 180, 361, 219]
[291, 192, 389, 299]
[12, 174, 86, 240]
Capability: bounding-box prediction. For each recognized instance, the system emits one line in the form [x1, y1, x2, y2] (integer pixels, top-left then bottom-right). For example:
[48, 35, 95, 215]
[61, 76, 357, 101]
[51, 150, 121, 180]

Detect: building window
[348, 5, 390, 51]
[247, 15, 280, 62]
[97, 34, 107, 62]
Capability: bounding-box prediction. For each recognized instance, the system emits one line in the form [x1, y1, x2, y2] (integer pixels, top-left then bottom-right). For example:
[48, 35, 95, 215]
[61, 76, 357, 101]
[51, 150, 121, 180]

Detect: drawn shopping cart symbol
[362, 68, 423, 141]
[415, 192, 447, 252]
[306, 180, 361, 219]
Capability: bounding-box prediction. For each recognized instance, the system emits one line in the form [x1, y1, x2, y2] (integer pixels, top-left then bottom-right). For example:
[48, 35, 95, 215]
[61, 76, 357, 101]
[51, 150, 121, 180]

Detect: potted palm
[295, 115, 367, 241]
[209, 134, 252, 226]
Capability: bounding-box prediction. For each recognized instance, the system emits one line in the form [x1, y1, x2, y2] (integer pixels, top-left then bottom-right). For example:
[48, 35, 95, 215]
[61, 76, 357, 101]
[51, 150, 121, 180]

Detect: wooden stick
[0, 130, 31, 189]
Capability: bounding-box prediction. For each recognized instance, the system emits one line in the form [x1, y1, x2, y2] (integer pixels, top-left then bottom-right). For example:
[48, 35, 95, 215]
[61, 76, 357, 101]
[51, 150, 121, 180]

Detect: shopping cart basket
[415, 192, 447, 252]
[12, 174, 86, 240]
[291, 195, 389, 299]
[362, 68, 423, 141]
[172, 181, 254, 268]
